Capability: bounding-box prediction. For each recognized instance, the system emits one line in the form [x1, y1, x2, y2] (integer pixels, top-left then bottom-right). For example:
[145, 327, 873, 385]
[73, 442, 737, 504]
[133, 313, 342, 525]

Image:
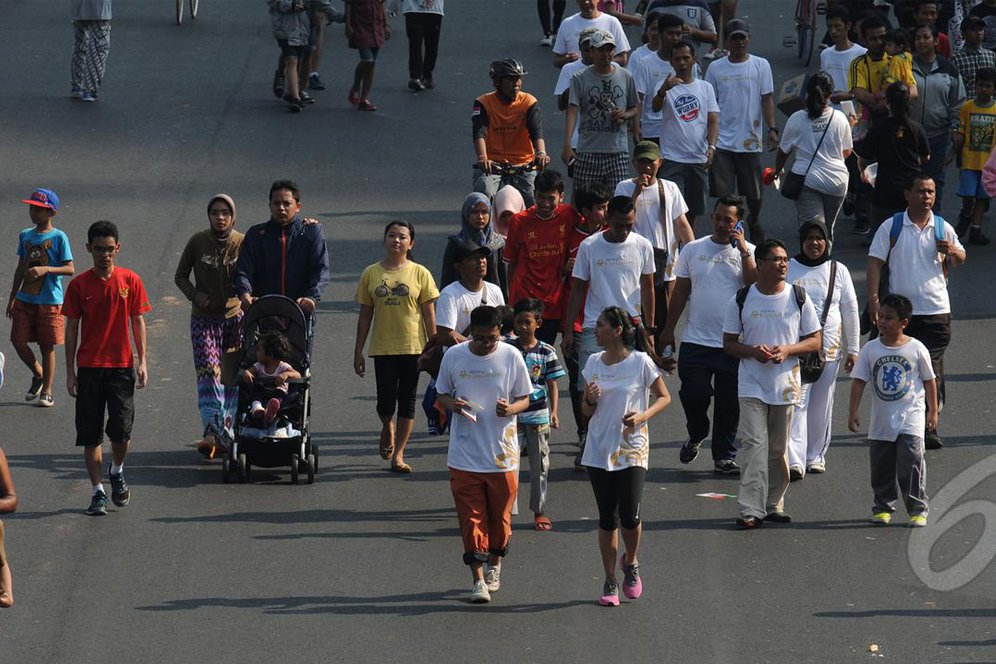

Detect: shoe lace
[110, 473, 127, 492]
[603, 580, 619, 595]
[624, 563, 640, 585]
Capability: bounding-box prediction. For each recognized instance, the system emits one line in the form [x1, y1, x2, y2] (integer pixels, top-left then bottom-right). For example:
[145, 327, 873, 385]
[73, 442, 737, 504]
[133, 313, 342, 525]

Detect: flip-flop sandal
[534, 516, 553, 531]
[390, 462, 413, 474]
[379, 431, 394, 460]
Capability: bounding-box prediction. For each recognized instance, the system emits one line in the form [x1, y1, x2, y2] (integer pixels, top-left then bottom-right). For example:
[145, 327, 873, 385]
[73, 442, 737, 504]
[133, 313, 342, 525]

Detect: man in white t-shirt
[436, 239, 506, 346]
[435, 305, 532, 604]
[722, 239, 821, 529]
[614, 140, 694, 347]
[866, 174, 966, 450]
[632, 12, 685, 144]
[563, 195, 656, 387]
[651, 40, 719, 230]
[553, 0, 631, 69]
[660, 196, 756, 474]
[821, 6, 867, 110]
[704, 19, 777, 243]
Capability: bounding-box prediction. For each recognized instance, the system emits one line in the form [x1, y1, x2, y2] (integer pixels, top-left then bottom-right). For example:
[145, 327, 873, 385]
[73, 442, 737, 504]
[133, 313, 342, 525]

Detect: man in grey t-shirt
[563, 30, 639, 196]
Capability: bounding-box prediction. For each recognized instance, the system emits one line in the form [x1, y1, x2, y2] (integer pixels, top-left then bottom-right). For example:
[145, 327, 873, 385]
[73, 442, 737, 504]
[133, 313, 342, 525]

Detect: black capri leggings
[537, 0, 566, 36]
[587, 466, 647, 531]
[373, 355, 420, 420]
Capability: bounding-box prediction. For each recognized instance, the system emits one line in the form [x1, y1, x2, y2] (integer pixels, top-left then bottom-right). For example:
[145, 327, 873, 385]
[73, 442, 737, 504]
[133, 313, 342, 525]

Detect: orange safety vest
[476, 91, 538, 166]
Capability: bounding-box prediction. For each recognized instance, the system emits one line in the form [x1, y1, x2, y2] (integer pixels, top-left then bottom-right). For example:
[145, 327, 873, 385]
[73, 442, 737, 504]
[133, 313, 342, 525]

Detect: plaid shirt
[952, 46, 996, 98]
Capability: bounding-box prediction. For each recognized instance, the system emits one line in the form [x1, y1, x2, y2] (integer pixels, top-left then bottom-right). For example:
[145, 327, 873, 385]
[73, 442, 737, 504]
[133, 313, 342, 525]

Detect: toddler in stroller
[242, 331, 300, 428]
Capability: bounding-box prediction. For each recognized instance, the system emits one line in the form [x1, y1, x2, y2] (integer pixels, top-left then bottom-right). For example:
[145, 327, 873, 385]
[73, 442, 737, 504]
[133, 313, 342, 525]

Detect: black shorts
[75, 368, 135, 447]
[709, 150, 762, 202]
[276, 38, 307, 59]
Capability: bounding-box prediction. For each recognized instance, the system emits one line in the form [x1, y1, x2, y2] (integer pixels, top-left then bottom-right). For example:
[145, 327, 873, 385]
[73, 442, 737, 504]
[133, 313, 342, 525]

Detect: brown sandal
[390, 462, 413, 474]
[379, 430, 394, 460]
[534, 515, 553, 531]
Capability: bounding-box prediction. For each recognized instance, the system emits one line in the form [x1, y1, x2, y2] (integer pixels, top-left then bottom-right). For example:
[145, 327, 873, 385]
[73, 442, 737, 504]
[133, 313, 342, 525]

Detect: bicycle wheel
[803, 0, 818, 67]
[190, 0, 199, 20]
[176, 0, 184, 25]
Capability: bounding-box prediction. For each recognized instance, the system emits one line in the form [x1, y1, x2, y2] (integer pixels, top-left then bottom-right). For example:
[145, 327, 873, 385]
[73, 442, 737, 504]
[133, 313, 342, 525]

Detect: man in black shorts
[63, 221, 151, 516]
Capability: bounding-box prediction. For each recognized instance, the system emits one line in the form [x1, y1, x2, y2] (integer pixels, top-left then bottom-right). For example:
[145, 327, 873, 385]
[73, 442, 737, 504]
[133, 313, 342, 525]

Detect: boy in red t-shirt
[504, 169, 580, 345]
[63, 221, 151, 517]
[561, 183, 610, 469]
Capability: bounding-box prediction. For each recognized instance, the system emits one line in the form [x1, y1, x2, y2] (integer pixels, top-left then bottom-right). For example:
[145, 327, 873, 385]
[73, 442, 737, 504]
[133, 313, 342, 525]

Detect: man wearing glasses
[704, 19, 777, 244]
[722, 240, 821, 530]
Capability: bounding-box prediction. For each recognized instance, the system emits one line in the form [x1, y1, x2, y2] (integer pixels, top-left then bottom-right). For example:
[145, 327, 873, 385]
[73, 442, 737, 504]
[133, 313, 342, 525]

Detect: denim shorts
[276, 38, 306, 59]
[358, 47, 379, 62]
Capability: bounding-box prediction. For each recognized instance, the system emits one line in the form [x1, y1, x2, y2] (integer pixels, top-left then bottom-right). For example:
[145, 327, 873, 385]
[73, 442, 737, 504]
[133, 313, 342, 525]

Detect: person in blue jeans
[659, 196, 757, 474]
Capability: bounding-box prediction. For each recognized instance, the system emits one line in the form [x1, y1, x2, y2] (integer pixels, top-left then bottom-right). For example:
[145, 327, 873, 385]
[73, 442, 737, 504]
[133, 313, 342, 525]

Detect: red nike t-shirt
[62, 267, 152, 368]
[504, 204, 579, 321]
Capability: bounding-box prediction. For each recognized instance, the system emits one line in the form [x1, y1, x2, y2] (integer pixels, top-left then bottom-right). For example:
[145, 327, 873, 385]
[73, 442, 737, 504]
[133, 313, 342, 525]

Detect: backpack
[734, 283, 823, 385]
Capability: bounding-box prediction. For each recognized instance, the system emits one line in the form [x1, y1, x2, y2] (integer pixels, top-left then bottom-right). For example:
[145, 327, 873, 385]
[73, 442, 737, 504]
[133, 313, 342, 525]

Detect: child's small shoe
[348, 89, 360, 108]
[358, 98, 377, 112]
[264, 398, 281, 426]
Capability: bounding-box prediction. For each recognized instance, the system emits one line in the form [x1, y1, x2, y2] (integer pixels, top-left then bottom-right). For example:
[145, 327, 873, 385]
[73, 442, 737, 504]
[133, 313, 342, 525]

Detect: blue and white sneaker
[71, 86, 84, 99]
[81, 91, 97, 103]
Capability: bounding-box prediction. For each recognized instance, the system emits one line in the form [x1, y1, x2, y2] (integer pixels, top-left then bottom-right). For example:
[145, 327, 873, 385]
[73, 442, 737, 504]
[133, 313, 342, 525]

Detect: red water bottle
[762, 167, 779, 186]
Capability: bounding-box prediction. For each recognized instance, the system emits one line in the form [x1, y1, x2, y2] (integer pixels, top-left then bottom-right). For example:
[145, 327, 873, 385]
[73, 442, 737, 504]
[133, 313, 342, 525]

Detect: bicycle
[176, 0, 199, 25]
[787, 0, 825, 67]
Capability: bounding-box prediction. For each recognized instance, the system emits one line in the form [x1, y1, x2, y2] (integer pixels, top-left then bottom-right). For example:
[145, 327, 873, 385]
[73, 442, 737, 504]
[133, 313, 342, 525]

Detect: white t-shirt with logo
[852, 337, 935, 441]
[722, 284, 821, 406]
[672, 236, 755, 348]
[655, 78, 719, 164]
[633, 53, 675, 139]
[820, 43, 867, 107]
[435, 281, 505, 333]
[703, 55, 774, 153]
[436, 342, 533, 473]
[553, 12, 631, 57]
[572, 231, 656, 329]
[786, 259, 860, 362]
[867, 212, 963, 315]
[614, 178, 688, 278]
[581, 351, 661, 470]
[780, 107, 852, 196]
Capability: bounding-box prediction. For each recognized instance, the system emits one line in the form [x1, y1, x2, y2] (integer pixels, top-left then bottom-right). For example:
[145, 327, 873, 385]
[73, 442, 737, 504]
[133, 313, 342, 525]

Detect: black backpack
[734, 283, 824, 384]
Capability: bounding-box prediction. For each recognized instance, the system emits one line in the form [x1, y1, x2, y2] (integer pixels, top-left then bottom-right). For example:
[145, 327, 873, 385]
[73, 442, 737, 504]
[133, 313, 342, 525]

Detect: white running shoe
[485, 564, 501, 592]
[470, 580, 491, 603]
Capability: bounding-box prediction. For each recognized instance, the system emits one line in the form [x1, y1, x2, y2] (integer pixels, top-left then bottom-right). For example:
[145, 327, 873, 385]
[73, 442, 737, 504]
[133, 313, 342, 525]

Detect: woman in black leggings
[403, 1, 444, 90]
[580, 307, 670, 607]
[538, 0, 566, 46]
[354, 221, 439, 472]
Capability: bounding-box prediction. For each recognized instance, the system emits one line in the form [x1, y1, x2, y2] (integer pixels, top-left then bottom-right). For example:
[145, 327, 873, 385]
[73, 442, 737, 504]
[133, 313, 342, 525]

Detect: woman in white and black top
[774, 72, 853, 242]
[786, 219, 859, 479]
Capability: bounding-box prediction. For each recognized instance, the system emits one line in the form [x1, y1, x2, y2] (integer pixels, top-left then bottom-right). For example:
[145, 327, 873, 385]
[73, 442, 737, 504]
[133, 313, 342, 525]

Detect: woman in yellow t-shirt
[354, 221, 439, 472]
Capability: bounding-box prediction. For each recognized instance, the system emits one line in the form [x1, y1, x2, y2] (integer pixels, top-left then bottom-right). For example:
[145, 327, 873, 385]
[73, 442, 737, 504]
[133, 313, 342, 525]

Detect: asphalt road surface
[1, 1, 995, 662]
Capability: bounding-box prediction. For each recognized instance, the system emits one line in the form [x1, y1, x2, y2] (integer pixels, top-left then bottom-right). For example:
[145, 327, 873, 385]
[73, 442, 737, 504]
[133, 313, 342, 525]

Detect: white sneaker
[540, 35, 553, 47]
[485, 564, 501, 592]
[470, 580, 491, 603]
[807, 461, 826, 474]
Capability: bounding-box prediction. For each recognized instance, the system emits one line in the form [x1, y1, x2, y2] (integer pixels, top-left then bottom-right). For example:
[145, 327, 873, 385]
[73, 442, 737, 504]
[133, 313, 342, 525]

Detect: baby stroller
[222, 295, 318, 485]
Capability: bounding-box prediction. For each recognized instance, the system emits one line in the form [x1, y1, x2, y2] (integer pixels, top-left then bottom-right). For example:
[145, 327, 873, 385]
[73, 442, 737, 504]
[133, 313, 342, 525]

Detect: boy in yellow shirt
[951, 67, 996, 245]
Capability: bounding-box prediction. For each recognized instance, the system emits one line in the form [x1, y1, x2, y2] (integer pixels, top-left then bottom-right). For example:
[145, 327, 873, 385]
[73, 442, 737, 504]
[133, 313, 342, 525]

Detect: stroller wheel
[290, 454, 300, 485]
[306, 453, 316, 484]
[237, 453, 250, 483]
[222, 458, 232, 483]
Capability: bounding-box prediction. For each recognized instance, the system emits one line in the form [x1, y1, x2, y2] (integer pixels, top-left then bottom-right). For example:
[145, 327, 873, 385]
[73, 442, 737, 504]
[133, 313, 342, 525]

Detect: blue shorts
[357, 47, 379, 62]
[957, 169, 989, 199]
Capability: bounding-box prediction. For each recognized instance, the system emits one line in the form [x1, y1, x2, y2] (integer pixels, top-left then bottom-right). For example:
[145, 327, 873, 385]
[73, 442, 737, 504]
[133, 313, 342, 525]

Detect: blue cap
[22, 189, 59, 212]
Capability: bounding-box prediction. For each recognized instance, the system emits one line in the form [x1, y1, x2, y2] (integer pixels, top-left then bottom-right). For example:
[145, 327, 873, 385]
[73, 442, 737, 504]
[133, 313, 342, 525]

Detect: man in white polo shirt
[866, 173, 966, 450]
[659, 195, 756, 474]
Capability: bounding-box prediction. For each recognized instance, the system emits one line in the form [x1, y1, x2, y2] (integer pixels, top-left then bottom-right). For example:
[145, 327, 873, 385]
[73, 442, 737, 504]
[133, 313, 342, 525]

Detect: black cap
[452, 238, 491, 261]
[726, 19, 750, 38]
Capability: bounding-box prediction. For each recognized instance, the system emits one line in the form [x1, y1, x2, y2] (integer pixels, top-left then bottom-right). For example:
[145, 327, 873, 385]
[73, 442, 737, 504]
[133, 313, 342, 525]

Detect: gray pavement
[1, 1, 995, 662]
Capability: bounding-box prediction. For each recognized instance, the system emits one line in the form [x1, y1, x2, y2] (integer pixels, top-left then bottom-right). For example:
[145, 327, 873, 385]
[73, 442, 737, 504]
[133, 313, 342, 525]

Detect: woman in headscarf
[785, 219, 859, 480]
[439, 192, 508, 297]
[174, 195, 245, 458]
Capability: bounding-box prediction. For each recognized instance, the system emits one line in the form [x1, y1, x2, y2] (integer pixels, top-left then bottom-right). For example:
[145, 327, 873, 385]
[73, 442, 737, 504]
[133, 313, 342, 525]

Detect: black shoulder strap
[818, 261, 837, 326]
[735, 285, 751, 331]
[792, 283, 807, 312]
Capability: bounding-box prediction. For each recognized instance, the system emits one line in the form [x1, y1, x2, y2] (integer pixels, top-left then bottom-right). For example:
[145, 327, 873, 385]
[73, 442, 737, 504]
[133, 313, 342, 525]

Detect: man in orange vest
[473, 59, 551, 207]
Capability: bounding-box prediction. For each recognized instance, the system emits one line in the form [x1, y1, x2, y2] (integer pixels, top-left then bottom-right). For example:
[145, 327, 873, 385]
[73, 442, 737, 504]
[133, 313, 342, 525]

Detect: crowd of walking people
[6, 0, 988, 609]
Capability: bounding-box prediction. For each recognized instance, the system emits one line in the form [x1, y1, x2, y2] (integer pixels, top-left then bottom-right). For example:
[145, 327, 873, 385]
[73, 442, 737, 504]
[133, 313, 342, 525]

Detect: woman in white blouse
[786, 220, 859, 479]
[774, 72, 853, 242]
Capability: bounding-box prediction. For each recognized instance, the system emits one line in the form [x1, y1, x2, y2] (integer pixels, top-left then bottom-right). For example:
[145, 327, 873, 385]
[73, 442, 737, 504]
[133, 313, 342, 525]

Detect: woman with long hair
[774, 71, 853, 241]
[580, 306, 670, 607]
[354, 221, 439, 472]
